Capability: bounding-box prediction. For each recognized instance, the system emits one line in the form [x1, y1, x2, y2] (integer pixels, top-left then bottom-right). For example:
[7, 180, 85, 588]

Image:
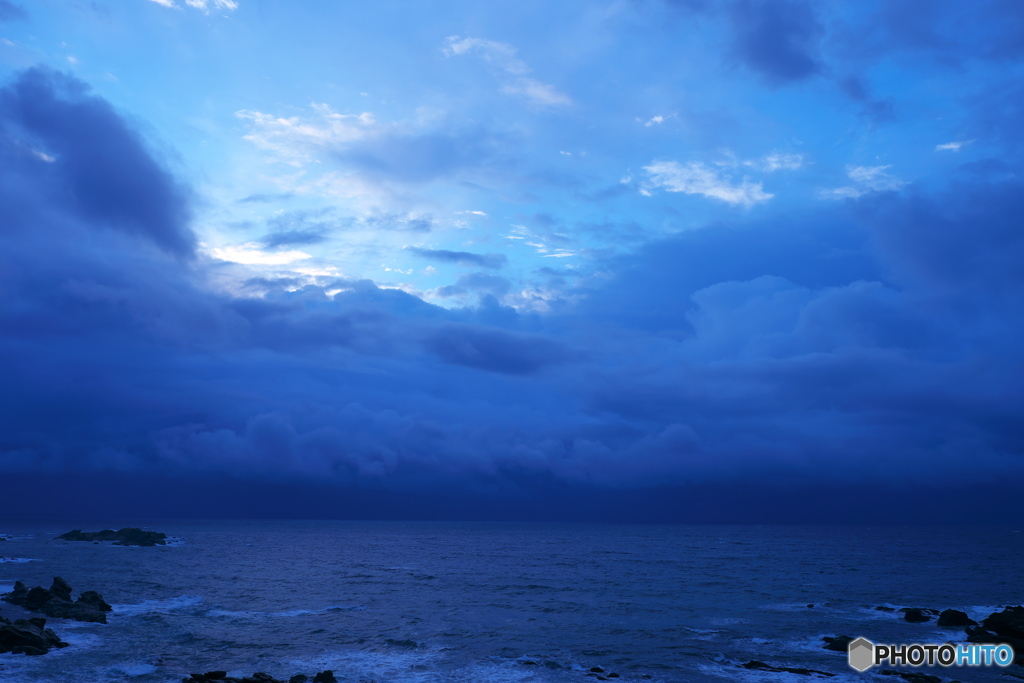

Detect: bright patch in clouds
[148, 0, 238, 9]
[642, 160, 773, 207]
[207, 243, 312, 266]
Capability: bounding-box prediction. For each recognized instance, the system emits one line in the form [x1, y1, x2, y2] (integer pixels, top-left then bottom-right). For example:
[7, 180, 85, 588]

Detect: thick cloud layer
[0, 59, 1022, 521]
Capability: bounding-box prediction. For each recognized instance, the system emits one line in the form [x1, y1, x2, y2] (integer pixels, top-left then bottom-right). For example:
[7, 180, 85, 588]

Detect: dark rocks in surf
[966, 605, 1024, 664]
[183, 671, 337, 683]
[822, 635, 854, 652]
[936, 609, 977, 627]
[0, 615, 68, 655]
[741, 661, 835, 677]
[1, 577, 111, 623]
[875, 606, 895, 612]
[901, 608, 933, 623]
[57, 527, 168, 546]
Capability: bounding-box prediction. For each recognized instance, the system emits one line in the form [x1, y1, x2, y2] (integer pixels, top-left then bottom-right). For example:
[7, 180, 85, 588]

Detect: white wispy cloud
[641, 160, 773, 207]
[237, 105, 379, 165]
[819, 164, 907, 200]
[147, 0, 238, 11]
[935, 140, 973, 152]
[751, 152, 804, 172]
[443, 36, 571, 108]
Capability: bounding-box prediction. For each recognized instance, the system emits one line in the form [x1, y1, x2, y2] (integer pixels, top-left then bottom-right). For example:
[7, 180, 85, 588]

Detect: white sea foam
[0, 557, 39, 563]
[107, 661, 160, 677]
[111, 594, 203, 616]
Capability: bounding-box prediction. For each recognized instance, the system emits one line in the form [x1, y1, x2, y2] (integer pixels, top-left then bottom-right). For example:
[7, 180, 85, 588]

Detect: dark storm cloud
[405, 247, 508, 269]
[0, 67, 194, 257]
[1, 68, 1024, 521]
[424, 324, 570, 375]
[0, 1, 27, 22]
[727, 0, 823, 84]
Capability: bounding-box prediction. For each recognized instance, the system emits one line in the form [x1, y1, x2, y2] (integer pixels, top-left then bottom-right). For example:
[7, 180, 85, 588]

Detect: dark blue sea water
[0, 521, 1021, 682]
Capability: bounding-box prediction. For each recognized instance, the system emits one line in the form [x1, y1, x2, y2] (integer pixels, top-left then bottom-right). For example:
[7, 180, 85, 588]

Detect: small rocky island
[0, 615, 68, 656]
[57, 527, 168, 546]
[2, 577, 112, 623]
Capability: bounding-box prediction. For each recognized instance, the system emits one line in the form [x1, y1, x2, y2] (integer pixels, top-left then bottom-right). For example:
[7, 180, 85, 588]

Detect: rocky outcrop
[183, 670, 338, 683]
[0, 615, 68, 655]
[936, 609, 977, 627]
[57, 527, 168, 546]
[2, 577, 112, 623]
[966, 605, 1024, 664]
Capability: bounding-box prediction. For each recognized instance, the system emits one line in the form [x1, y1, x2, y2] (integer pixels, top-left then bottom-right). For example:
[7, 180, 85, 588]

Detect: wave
[207, 604, 366, 618]
[0, 557, 40, 563]
[111, 595, 204, 616]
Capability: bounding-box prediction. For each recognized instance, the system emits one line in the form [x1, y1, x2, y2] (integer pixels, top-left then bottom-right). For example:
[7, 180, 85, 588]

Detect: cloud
[443, 36, 572, 107]
[207, 242, 312, 266]
[424, 324, 570, 374]
[405, 247, 508, 269]
[746, 152, 804, 172]
[237, 104, 503, 192]
[149, 0, 239, 11]
[0, 67, 194, 256]
[0, 0, 27, 21]
[819, 164, 907, 199]
[3, 68, 1024, 520]
[641, 160, 773, 206]
[728, 0, 823, 84]
[936, 140, 973, 152]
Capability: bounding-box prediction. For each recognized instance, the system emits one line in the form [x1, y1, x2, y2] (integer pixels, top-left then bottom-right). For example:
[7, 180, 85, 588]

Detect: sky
[1, 0, 1023, 522]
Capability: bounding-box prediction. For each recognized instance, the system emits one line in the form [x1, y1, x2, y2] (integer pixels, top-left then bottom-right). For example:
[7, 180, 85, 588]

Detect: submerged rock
[57, 527, 168, 546]
[0, 615, 69, 655]
[1, 577, 111, 623]
[901, 608, 931, 623]
[822, 635, 854, 652]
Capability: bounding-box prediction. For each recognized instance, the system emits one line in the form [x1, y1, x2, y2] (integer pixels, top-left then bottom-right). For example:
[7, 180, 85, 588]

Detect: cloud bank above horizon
[1, 0, 1023, 518]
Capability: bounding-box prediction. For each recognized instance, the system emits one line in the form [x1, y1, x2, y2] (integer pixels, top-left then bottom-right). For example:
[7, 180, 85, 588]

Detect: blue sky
[1, 0, 1023, 520]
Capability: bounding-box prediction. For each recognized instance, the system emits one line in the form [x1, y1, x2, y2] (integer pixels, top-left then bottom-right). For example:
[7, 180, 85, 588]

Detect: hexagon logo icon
[848, 637, 875, 672]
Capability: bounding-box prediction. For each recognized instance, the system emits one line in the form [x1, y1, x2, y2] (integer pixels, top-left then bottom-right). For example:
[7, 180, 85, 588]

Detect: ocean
[0, 520, 1021, 682]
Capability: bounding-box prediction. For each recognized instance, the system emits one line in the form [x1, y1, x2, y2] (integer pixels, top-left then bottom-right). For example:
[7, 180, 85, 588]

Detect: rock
[981, 605, 1024, 639]
[902, 608, 931, 623]
[741, 661, 835, 677]
[182, 671, 339, 683]
[1, 577, 109, 623]
[590, 667, 605, 673]
[0, 615, 69, 655]
[311, 672, 337, 683]
[822, 635, 854, 652]
[880, 670, 942, 683]
[966, 605, 1024, 664]
[77, 590, 113, 612]
[56, 527, 168, 546]
[289, 676, 308, 683]
[936, 609, 977, 627]
[50, 577, 73, 602]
